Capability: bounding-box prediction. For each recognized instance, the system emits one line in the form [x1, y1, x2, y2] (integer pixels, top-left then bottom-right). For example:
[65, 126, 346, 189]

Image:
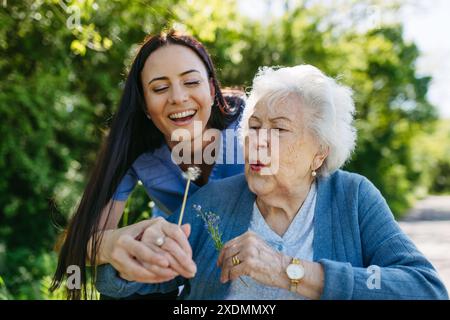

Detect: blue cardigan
[96, 170, 449, 300]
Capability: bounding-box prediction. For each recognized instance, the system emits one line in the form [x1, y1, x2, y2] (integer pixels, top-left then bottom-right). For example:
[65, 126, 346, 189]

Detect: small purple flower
[192, 204, 223, 251]
[191, 203, 249, 287]
[206, 212, 220, 226]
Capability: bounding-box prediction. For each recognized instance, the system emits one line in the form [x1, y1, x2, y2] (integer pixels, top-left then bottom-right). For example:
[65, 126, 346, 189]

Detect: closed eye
[152, 86, 169, 93]
[185, 80, 201, 86]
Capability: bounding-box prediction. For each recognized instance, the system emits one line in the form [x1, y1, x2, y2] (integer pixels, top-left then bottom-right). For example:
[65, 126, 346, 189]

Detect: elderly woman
[96, 65, 448, 299]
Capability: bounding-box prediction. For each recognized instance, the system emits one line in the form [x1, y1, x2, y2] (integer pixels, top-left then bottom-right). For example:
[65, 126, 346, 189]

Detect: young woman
[51, 30, 245, 299]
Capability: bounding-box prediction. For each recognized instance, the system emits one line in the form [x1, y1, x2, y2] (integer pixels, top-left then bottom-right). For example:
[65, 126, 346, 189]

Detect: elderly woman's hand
[217, 231, 290, 288]
[217, 231, 325, 299]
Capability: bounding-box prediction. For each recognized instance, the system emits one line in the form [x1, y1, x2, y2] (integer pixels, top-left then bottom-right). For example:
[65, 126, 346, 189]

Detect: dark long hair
[50, 30, 240, 299]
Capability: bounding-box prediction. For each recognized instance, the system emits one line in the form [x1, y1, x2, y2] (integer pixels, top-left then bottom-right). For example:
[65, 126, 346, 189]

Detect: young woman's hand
[139, 217, 197, 279]
[98, 218, 196, 283]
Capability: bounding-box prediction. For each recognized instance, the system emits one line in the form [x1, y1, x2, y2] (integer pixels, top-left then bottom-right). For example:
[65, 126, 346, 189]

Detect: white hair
[240, 65, 356, 176]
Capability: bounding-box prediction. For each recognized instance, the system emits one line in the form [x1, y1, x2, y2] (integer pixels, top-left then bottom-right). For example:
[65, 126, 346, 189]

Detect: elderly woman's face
[244, 94, 325, 197]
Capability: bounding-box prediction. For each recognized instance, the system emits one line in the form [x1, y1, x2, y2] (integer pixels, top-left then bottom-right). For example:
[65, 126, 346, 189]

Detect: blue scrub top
[112, 117, 245, 217]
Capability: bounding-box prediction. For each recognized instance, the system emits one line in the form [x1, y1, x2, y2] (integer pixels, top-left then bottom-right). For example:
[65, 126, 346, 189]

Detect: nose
[168, 84, 188, 105]
[256, 128, 270, 149]
[247, 128, 270, 148]
[248, 128, 271, 162]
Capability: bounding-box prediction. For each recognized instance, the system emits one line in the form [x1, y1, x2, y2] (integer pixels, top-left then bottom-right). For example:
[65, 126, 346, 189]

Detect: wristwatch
[286, 257, 305, 292]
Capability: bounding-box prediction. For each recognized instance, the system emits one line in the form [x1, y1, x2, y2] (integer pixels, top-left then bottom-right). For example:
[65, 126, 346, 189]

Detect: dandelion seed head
[182, 166, 201, 181]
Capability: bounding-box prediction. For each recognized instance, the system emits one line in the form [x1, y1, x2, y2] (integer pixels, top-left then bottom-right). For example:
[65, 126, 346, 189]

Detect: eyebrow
[249, 115, 292, 122]
[147, 69, 201, 85]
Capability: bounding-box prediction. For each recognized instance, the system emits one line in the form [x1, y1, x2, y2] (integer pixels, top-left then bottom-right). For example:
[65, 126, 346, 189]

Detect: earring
[312, 170, 317, 177]
[146, 114, 151, 120]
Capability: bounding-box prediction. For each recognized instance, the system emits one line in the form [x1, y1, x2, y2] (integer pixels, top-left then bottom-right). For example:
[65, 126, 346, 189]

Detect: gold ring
[232, 255, 241, 266]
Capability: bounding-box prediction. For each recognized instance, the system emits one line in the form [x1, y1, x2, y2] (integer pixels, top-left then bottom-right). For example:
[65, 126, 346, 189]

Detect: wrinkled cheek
[277, 146, 295, 168]
[286, 143, 306, 165]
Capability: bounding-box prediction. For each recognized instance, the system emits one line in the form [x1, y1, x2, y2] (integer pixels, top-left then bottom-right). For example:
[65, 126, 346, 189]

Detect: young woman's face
[141, 44, 215, 144]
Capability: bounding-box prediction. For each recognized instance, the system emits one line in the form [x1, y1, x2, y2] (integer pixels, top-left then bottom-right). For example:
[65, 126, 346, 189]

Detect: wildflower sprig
[192, 204, 248, 287]
[193, 204, 223, 250]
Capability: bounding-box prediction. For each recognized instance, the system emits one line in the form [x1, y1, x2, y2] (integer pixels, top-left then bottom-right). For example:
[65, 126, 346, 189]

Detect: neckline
[252, 182, 317, 242]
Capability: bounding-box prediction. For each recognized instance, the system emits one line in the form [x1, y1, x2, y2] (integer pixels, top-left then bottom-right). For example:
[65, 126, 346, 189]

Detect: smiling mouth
[168, 109, 197, 123]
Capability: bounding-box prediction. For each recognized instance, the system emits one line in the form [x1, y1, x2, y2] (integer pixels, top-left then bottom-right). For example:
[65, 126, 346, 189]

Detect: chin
[168, 123, 202, 142]
[247, 175, 273, 196]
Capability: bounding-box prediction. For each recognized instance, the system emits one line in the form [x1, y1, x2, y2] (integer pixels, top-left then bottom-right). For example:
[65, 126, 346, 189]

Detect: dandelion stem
[178, 178, 191, 226]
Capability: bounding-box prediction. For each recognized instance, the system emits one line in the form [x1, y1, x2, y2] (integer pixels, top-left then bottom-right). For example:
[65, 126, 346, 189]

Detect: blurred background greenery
[1, 0, 449, 299]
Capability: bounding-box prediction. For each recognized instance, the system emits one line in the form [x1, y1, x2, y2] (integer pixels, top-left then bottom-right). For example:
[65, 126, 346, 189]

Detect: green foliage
[1, 248, 58, 299]
[411, 120, 450, 195]
[0, 275, 12, 300]
[120, 183, 154, 227]
[339, 26, 439, 214]
[1, 0, 447, 299]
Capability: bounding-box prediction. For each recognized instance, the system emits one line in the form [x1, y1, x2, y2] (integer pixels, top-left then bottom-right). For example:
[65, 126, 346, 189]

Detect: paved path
[398, 196, 450, 295]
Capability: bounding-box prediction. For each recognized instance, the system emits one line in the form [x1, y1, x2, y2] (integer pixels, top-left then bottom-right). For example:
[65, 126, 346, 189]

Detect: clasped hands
[102, 217, 286, 287]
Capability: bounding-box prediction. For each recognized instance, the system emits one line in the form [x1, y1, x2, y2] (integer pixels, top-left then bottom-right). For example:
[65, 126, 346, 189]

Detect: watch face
[287, 264, 305, 280]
